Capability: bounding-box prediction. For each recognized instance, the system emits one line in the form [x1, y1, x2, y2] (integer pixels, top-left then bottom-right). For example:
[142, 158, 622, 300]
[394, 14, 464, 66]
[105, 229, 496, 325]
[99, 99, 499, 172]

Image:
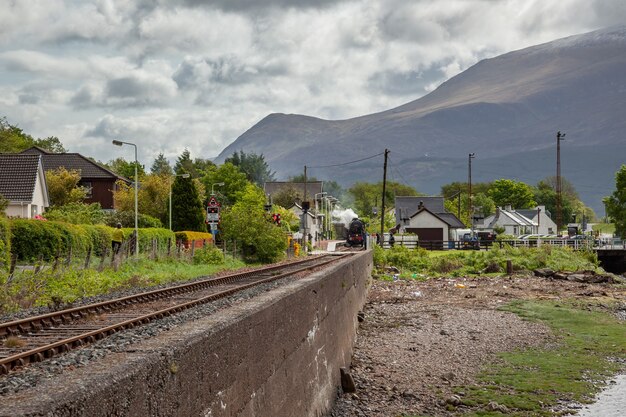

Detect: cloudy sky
[1, 0, 625, 169]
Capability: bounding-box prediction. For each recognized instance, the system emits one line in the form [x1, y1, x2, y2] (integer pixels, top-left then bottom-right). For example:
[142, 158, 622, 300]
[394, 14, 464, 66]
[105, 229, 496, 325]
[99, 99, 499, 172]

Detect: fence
[377, 237, 597, 251]
[6, 236, 223, 278]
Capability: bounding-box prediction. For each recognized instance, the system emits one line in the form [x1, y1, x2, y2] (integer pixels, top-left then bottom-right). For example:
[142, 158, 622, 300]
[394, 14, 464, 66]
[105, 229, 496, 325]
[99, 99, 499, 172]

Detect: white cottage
[0, 154, 49, 218]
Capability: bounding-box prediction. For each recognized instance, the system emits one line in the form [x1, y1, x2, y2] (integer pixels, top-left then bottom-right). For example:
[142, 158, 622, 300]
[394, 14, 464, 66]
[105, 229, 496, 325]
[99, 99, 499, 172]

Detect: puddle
[576, 374, 626, 417]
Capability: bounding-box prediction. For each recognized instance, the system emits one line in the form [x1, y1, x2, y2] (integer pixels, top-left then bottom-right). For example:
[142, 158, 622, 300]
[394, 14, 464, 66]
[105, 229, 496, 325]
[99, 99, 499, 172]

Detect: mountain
[216, 26, 626, 215]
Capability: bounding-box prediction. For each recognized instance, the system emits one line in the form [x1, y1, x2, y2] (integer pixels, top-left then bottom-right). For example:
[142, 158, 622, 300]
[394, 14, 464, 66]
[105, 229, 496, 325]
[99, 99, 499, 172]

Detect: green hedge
[9, 220, 175, 262]
[122, 227, 176, 253]
[0, 216, 10, 270]
[10, 219, 110, 262]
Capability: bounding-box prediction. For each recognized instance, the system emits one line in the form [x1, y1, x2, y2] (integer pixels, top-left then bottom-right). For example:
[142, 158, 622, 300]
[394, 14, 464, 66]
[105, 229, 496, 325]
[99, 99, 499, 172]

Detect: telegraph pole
[556, 131, 566, 233]
[468, 153, 475, 237]
[303, 165, 308, 254]
[380, 149, 389, 247]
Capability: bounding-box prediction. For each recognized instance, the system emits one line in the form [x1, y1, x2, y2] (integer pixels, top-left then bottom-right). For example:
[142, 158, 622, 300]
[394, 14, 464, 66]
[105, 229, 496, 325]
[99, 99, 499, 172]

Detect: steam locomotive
[346, 218, 366, 247]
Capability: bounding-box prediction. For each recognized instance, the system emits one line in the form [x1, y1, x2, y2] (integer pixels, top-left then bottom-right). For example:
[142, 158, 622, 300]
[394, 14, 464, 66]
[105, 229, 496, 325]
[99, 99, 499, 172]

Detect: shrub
[0, 216, 10, 271]
[104, 211, 163, 228]
[131, 228, 176, 253]
[174, 231, 213, 247]
[44, 203, 106, 225]
[193, 246, 224, 265]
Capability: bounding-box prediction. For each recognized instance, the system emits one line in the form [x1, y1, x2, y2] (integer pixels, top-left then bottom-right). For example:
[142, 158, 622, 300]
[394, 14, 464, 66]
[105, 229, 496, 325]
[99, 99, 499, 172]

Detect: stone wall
[2, 251, 372, 417]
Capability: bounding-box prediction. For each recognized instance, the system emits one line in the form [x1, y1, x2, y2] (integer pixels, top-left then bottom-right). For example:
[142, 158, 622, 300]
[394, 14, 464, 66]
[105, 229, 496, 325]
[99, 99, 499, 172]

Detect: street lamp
[468, 152, 476, 238]
[211, 182, 225, 195]
[112, 139, 138, 256]
[169, 173, 190, 230]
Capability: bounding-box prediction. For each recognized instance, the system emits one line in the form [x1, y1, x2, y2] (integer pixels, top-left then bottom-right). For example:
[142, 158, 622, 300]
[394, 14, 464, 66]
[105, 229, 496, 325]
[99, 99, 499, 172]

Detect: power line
[306, 152, 384, 169]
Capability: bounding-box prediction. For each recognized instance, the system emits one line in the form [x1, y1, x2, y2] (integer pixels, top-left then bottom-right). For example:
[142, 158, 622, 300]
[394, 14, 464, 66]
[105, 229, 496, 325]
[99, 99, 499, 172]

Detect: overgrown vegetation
[0, 255, 245, 313]
[455, 300, 626, 416]
[373, 245, 600, 278]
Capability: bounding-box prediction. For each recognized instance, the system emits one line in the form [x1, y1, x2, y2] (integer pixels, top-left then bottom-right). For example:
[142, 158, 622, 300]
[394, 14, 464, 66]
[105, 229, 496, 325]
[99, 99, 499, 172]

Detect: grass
[592, 223, 615, 234]
[0, 255, 248, 313]
[374, 244, 601, 278]
[453, 300, 626, 416]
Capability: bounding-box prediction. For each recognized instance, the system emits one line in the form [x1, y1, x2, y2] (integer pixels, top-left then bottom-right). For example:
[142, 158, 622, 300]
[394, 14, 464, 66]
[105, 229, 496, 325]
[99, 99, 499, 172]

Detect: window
[82, 181, 93, 198]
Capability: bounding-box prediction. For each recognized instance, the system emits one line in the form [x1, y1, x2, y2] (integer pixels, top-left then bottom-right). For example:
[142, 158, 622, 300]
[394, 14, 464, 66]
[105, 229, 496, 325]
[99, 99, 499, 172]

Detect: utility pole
[303, 165, 308, 254]
[468, 153, 475, 237]
[556, 131, 566, 233]
[380, 149, 389, 247]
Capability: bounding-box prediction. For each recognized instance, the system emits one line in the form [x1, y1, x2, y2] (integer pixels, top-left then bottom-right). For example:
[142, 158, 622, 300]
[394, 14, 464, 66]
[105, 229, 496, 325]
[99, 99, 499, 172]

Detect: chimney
[505, 205, 512, 212]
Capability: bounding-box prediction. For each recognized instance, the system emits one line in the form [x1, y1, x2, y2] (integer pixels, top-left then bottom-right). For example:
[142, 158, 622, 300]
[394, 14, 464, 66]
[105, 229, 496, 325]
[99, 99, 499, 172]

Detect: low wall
[1, 251, 372, 417]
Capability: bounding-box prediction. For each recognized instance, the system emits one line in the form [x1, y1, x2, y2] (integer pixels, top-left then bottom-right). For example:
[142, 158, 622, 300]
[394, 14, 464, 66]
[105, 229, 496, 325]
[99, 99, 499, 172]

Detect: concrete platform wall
[3, 251, 372, 417]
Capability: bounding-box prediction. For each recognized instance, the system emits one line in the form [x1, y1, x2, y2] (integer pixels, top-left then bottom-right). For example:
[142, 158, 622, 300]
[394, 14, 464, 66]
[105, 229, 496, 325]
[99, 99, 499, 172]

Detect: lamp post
[112, 139, 138, 256]
[468, 152, 476, 238]
[169, 173, 190, 230]
[211, 182, 225, 195]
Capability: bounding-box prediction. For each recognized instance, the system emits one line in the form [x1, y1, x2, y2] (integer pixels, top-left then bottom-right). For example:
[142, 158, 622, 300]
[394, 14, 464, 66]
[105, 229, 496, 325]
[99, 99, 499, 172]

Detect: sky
[1, 0, 625, 170]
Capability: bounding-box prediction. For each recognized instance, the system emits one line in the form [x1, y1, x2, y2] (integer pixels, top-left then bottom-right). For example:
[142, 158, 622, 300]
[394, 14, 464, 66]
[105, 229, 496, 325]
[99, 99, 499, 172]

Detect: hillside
[216, 26, 626, 214]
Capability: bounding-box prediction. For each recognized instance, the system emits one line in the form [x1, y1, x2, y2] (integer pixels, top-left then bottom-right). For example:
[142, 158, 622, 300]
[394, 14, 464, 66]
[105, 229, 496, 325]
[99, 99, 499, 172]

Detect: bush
[127, 228, 176, 253]
[174, 231, 213, 247]
[43, 203, 106, 225]
[104, 211, 163, 228]
[0, 216, 10, 271]
[193, 246, 224, 265]
[9, 220, 102, 261]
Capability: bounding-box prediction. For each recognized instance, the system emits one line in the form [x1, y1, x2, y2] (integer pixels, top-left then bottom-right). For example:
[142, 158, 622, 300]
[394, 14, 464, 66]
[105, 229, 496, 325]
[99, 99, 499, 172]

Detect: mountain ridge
[216, 26, 626, 214]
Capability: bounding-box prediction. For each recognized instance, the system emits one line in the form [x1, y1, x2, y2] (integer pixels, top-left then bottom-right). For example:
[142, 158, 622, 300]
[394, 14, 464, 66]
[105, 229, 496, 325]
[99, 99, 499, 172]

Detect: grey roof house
[478, 205, 539, 236]
[394, 196, 466, 242]
[0, 154, 49, 218]
[21, 147, 128, 210]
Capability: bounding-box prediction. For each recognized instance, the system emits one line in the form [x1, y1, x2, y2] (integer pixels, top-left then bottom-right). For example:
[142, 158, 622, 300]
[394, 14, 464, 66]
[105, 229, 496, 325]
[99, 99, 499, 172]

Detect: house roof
[395, 196, 445, 220]
[21, 147, 127, 180]
[263, 181, 324, 199]
[517, 207, 553, 220]
[0, 154, 42, 201]
[288, 203, 315, 218]
[488, 208, 536, 227]
[396, 195, 465, 228]
[409, 207, 467, 228]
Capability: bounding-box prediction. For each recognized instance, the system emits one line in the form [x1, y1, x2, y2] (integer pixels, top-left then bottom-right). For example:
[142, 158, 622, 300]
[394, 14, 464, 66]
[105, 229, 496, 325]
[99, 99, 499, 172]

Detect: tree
[348, 181, 420, 218]
[174, 148, 215, 178]
[220, 184, 287, 262]
[113, 174, 170, 224]
[45, 168, 87, 207]
[171, 173, 206, 232]
[150, 153, 173, 176]
[0, 117, 34, 153]
[272, 185, 302, 208]
[107, 157, 146, 179]
[0, 194, 8, 213]
[603, 165, 626, 238]
[201, 162, 249, 206]
[488, 179, 536, 209]
[225, 151, 275, 187]
[33, 136, 67, 153]
[0, 117, 67, 153]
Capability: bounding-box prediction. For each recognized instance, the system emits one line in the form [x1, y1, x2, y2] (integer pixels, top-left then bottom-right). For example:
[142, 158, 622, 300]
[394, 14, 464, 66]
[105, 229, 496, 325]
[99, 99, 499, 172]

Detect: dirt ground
[328, 274, 626, 417]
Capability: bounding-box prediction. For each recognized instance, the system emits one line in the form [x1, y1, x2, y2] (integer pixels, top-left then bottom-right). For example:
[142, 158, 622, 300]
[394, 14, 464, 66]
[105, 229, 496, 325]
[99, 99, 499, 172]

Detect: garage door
[406, 228, 443, 249]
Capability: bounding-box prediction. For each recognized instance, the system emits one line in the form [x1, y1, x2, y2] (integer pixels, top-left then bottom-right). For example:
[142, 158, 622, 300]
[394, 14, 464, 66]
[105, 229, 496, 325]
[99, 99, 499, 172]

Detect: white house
[516, 206, 558, 235]
[0, 154, 49, 218]
[395, 196, 466, 242]
[479, 206, 538, 236]
[289, 203, 323, 245]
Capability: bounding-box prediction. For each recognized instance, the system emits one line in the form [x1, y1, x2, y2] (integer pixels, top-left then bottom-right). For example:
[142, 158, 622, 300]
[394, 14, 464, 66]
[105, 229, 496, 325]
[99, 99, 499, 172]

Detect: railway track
[0, 254, 349, 375]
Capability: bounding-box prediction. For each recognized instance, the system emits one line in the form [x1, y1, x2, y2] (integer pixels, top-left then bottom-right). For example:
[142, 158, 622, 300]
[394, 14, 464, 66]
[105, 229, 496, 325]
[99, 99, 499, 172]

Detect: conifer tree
[171, 172, 206, 232]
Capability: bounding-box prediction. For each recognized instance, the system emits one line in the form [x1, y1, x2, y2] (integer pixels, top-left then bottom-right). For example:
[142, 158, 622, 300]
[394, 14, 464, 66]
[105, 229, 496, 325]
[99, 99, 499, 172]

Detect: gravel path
[328, 275, 626, 417]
